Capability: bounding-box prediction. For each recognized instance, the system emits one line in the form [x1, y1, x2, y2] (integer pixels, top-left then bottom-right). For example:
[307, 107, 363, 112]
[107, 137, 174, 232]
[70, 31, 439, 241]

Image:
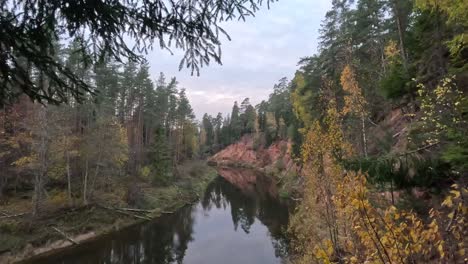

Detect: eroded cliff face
[367, 107, 415, 155]
[208, 135, 296, 171]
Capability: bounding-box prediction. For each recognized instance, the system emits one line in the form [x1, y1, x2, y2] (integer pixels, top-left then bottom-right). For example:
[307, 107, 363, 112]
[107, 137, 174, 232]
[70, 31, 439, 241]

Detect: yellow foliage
[11, 155, 37, 168]
[291, 86, 467, 263]
[140, 166, 152, 180]
[115, 124, 129, 166]
[340, 65, 367, 116]
[384, 40, 400, 60]
[294, 165, 467, 263]
[415, 0, 468, 57]
[291, 72, 316, 127]
[49, 190, 68, 207]
[418, 76, 464, 146]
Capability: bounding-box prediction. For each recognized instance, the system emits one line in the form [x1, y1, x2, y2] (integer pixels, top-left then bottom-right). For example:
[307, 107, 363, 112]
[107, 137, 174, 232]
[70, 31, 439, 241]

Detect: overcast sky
[146, 0, 331, 120]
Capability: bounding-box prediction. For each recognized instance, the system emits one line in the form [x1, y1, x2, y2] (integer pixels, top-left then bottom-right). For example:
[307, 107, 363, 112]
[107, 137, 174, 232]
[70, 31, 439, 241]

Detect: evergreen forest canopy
[286, 0, 467, 262]
[200, 77, 299, 155]
[201, 0, 468, 178]
[0, 0, 275, 106]
[200, 0, 467, 262]
[0, 40, 205, 214]
[0, 0, 467, 263]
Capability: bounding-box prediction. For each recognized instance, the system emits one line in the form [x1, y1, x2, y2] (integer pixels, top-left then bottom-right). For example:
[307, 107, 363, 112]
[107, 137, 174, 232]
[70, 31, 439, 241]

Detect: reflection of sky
[145, 0, 331, 119]
[25, 175, 290, 264]
[182, 203, 279, 264]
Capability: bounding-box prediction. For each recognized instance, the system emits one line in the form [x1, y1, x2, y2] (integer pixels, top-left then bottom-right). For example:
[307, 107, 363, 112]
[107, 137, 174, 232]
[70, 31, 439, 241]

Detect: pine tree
[214, 113, 223, 147]
[230, 101, 242, 140]
[149, 128, 172, 186]
[176, 89, 196, 162]
[244, 105, 257, 134]
[202, 114, 215, 148]
[1, 0, 275, 105]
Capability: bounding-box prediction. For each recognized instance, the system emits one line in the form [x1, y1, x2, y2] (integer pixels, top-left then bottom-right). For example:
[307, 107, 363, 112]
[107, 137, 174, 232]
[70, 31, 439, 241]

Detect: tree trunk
[89, 152, 102, 200]
[362, 113, 368, 158]
[390, 180, 395, 205]
[392, 0, 408, 70]
[66, 151, 72, 206]
[83, 159, 89, 205]
[32, 106, 48, 217]
[32, 172, 43, 217]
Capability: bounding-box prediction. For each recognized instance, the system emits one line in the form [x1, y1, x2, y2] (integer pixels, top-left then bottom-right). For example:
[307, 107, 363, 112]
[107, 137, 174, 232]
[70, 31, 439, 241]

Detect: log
[114, 209, 151, 220]
[98, 205, 152, 220]
[368, 117, 378, 127]
[52, 227, 79, 245]
[0, 212, 27, 219]
[398, 142, 439, 156]
[117, 207, 153, 213]
[392, 131, 402, 138]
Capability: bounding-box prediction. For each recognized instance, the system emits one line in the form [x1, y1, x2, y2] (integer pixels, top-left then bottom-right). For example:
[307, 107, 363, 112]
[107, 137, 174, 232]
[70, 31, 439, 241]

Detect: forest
[201, 0, 468, 262]
[0, 42, 203, 209]
[1, 0, 467, 263]
[199, 77, 298, 155]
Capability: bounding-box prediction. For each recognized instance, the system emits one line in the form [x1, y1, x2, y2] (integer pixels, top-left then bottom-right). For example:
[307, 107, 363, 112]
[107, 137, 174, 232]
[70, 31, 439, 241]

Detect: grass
[0, 160, 217, 261]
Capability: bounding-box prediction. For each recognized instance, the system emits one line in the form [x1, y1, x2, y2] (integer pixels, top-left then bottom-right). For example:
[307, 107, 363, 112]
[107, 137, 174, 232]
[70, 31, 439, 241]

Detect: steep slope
[209, 135, 296, 171]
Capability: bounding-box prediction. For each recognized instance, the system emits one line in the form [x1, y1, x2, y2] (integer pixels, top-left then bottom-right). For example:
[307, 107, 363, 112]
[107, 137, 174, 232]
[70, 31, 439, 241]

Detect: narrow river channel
[25, 169, 293, 264]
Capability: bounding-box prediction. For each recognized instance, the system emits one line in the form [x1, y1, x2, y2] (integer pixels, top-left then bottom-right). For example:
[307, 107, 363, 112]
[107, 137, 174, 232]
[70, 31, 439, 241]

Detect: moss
[0, 161, 218, 259]
[279, 190, 290, 199]
[140, 160, 217, 211]
[0, 233, 23, 253]
[0, 221, 20, 234]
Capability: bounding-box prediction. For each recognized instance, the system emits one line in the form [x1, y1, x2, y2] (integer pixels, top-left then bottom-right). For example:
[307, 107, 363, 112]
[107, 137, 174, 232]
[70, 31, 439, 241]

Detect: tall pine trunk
[392, 0, 408, 70]
[83, 159, 89, 205]
[361, 113, 368, 158]
[66, 151, 72, 206]
[32, 106, 48, 217]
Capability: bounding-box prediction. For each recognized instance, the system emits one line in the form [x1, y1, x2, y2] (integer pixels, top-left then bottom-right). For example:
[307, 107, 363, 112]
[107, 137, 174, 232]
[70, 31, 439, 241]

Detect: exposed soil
[209, 135, 297, 172]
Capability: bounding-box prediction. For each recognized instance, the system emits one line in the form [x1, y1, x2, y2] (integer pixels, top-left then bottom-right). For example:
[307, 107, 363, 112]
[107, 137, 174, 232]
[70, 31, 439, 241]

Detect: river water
[26, 169, 293, 264]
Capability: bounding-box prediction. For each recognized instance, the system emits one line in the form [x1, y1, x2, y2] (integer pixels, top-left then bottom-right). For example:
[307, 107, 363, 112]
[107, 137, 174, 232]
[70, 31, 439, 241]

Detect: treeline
[200, 77, 300, 155]
[0, 41, 202, 215]
[287, 0, 467, 184]
[285, 0, 467, 263]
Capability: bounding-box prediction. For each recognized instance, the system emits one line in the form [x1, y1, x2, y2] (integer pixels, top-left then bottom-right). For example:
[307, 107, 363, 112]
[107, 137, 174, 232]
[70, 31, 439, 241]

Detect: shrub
[379, 62, 411, 99]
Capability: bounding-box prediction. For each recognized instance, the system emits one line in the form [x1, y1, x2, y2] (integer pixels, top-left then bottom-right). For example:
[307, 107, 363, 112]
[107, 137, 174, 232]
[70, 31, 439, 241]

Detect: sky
[146, 0, 331, 120]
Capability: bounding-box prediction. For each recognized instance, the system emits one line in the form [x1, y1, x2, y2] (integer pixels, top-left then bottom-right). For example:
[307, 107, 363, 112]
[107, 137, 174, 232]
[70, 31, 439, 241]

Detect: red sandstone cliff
[208, 135, 296, 171]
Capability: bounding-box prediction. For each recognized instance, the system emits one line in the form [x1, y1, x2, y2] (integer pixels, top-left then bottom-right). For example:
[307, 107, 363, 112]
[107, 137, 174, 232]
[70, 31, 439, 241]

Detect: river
[24, 168, 293, 264]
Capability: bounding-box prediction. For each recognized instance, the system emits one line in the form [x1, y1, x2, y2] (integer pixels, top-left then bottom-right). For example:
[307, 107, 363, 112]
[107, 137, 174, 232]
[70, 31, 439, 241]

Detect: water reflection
[26, 169, 291, 264]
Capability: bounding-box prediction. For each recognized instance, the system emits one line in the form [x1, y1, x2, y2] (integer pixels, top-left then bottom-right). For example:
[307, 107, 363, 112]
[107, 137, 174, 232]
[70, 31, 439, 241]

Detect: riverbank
[208, 135, 302, 199]
[0, 161, 217, 264]
[211, 163, 302, 201]
[19, 168, 294, 264]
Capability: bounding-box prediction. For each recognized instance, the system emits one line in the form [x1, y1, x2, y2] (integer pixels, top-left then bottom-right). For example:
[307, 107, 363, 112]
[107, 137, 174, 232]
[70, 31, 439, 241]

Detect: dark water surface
[26, 170, 292, 264]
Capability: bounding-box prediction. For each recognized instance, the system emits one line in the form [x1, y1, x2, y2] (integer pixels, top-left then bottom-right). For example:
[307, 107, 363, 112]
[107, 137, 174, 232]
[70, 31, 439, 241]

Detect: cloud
[146, 0, 331, 119]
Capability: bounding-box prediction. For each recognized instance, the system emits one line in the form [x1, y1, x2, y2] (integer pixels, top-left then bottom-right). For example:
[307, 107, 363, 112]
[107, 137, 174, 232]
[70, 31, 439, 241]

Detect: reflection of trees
[202, 171, 292, 257]
[113, 205, 196, 264]
[201, 176, 228, 211]
[36, 169, 293, 264]
[34, 205, 196, 264]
